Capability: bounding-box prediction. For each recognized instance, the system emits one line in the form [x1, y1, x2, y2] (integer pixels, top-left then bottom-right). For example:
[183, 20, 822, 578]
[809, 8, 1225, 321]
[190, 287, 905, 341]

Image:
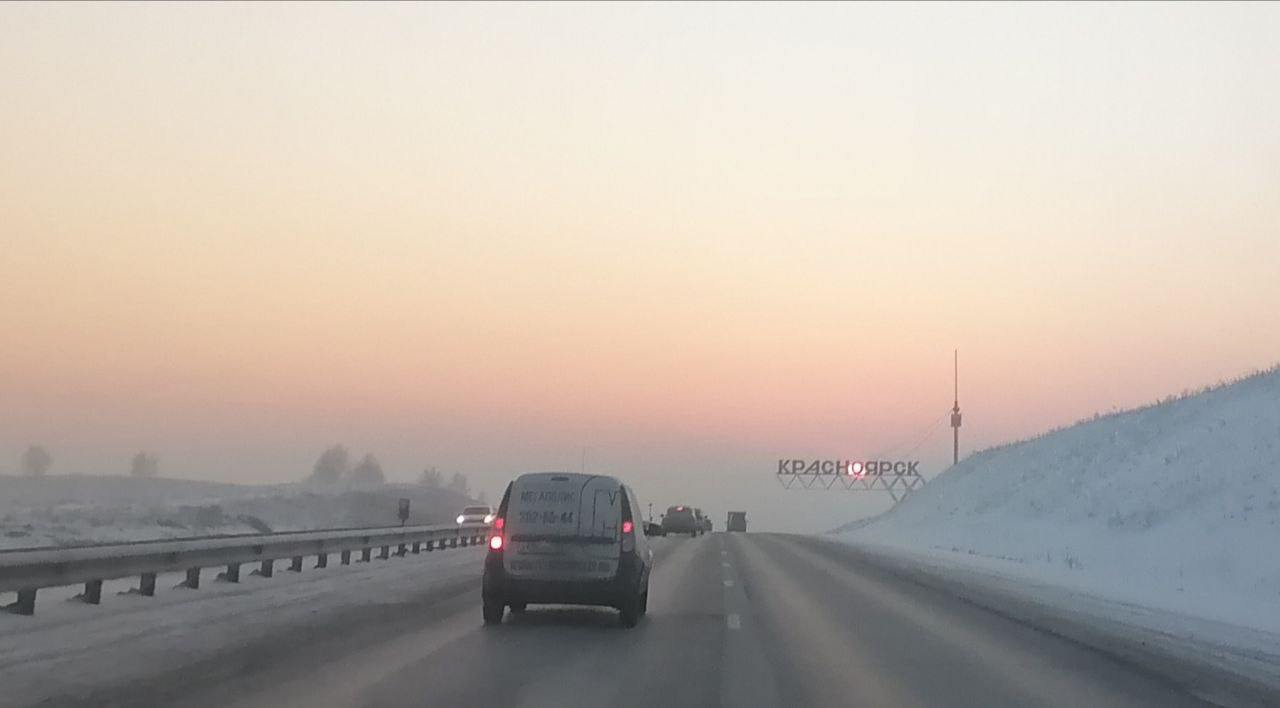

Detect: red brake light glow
[622, 520, 634, 534]
[494, 517, 505, 530]
[489, 535, 503, 550]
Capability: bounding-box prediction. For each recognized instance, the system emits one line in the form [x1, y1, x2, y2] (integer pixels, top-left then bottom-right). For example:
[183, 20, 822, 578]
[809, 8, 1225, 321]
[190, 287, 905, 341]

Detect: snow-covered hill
[0, 475, 477, 549]
[841, 365, 1280, 631]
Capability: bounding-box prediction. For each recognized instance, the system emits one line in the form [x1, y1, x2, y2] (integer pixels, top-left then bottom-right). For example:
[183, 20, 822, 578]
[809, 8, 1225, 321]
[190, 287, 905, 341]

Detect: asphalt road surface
[44, 533, 1254, 708]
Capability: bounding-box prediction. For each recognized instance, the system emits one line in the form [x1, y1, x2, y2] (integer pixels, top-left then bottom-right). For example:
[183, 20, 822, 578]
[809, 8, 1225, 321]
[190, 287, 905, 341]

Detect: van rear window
[508, 475, 623, 540]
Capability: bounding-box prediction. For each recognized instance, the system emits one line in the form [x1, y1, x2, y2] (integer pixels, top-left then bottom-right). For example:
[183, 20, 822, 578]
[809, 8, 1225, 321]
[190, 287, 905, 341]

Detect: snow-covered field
[839, 366, 1280, 634]
[0, 476, 476, 550]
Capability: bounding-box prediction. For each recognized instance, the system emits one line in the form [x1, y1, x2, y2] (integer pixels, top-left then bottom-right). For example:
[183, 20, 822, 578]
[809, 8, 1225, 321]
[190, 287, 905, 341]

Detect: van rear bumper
[483, 552, 642, 608]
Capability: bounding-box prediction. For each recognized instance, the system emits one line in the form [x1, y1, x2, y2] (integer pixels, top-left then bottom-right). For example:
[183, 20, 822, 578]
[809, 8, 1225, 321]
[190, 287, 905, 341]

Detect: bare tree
[350, 453, 385, 486]
[308, 444, 349, 484]
[21, 445, 52, 477]
[447, 472, 470, 496]
[418, 466, 443, 487]
[130, 452, 159, 478]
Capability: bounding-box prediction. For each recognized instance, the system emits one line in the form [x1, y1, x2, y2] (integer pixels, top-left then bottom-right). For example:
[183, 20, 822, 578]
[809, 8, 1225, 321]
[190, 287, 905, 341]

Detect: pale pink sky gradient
[2, 3, 1278, 531]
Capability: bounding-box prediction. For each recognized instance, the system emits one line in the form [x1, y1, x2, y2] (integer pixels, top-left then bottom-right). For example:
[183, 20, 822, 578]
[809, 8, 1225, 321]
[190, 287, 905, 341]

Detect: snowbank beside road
[839, 366, 1280, 633]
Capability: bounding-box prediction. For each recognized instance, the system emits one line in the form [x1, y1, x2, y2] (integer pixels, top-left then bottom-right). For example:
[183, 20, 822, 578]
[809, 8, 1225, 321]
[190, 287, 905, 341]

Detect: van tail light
[620, 519, 635, 553]
[489, 535, 504, 551]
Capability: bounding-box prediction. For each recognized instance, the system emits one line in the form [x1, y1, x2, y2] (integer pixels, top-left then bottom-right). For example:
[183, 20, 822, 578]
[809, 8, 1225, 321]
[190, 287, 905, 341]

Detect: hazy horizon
[4, 3, 1279, 532]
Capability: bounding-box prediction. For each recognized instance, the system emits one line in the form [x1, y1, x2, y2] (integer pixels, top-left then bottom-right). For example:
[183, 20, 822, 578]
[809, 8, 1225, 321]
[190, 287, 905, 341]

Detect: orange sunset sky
[2, 3, 1278, 531]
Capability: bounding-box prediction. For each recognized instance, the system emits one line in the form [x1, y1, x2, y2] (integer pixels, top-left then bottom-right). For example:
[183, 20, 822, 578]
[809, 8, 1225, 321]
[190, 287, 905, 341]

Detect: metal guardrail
[0, 522, 490, 615]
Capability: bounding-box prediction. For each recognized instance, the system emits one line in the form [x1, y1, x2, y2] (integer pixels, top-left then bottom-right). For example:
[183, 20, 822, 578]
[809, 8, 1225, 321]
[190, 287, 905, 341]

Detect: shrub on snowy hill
[20, 445, 53, 477]
[349, 454, 386, 486]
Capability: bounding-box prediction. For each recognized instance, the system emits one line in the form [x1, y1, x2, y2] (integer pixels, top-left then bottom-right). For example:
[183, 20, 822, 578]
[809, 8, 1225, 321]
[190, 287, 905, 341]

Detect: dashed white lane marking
[726, 613, 741, 630]
[721, 561, 732, 568]
[723, 579, 734, 587]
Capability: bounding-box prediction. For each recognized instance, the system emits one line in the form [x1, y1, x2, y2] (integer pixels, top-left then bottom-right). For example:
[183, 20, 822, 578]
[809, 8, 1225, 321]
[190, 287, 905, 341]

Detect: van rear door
[504, 474, 622, 582]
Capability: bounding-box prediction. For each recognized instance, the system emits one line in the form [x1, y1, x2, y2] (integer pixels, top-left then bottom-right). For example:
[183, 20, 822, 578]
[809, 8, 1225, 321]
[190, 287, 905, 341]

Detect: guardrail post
[361, 548, 372, 562]
[224, 563, 240, 583]
[451, 537, 458, 548]
[290, 556, 303, 572]
[341, 550, 352, 565]
[140, 573, 156, 596]
[412, 541, 421, 554]
[426, 540, 434, 551]
[81, 579, 103, 604]
[379, 545, 390, 560]
[397, 543, 407, 557]
[316, 553, 328, 568]
[184, 567, 200, 589]
[260, 560, 274, 578]
[9, 588, 37, 615]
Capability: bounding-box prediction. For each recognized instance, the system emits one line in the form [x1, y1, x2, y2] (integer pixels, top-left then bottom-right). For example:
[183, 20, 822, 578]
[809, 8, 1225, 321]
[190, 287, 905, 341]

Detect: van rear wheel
[509, 601, 527, 614]
[483, 598, 504, 625]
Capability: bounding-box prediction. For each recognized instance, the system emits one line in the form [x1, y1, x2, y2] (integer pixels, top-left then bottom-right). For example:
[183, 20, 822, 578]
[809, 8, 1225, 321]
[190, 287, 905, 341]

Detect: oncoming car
[456, 505, 495, 525]
[482, 473, 653, 627]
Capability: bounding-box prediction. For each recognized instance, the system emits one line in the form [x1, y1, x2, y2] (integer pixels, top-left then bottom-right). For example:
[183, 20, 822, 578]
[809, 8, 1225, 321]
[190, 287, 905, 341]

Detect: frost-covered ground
[0, 475, 476, 549]
[840, 366, 1280, 634]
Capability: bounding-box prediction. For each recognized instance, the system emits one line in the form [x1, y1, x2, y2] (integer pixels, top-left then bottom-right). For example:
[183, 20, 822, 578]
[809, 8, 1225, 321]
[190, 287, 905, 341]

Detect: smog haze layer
[3, 3, 1279, 531]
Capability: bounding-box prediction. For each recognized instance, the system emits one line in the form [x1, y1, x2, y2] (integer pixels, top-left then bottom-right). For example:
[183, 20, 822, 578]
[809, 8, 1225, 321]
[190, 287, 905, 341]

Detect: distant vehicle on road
[456, 505, 495, 525]
[662, 505, 701, 536]
[694, 508, 712, 533]
[726, 511, 747, 532]
[482, 473, 653, 627]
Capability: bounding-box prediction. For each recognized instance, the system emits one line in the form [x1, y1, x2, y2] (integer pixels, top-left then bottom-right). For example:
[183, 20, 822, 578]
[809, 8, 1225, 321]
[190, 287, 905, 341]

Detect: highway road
[7, 533, 1267, 708]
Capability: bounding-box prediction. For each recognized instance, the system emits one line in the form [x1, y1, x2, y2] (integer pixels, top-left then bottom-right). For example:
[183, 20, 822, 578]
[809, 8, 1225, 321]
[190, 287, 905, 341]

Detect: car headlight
[456, 515, 465, 524]
[484, 514, 495, 524]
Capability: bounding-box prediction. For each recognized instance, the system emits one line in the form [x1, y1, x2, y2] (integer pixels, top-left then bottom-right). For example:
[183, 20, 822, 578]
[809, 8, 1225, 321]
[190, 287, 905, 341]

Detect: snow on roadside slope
[840, 366, 1280, 632]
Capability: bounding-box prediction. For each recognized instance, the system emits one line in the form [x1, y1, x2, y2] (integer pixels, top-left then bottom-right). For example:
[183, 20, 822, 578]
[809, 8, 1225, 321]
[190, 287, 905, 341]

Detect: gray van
[482, 473, 653, 627]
